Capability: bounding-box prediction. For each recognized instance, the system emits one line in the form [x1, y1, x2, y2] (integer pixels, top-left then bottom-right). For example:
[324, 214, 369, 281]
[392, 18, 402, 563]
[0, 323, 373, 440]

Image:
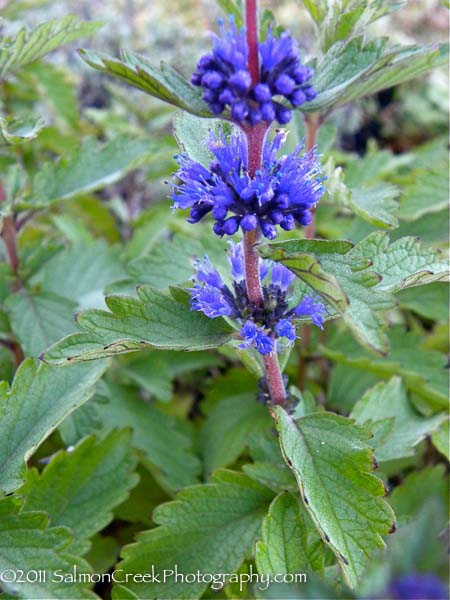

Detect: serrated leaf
[79, 49, 210, 117]
[261, 238, 393, 353]
[5, 290, 77, 357]
[201, 391, 271, 476]
[18, 430, 138, 555]
[255, 492, 324, 577]
[42, 286, 234, 364]
[26, 136, 159, 207]
[0, 114, 45, 145]
[301, 0, 405, 51]
[304, 37, 447, 113]
[94, 382, 200, 492]
[32, 240, 127, 309]
[0, 15, 101, 79]
[115, 471, 274, 599]
[350, 232, 449, 291]
[0, 359, 106, 493]
[351, 377, 445, 462]
[324, 327, 448, 412]
[275, 407, 395, 589]
[0, 497, 96, 599]
[431, 420, 449, 461]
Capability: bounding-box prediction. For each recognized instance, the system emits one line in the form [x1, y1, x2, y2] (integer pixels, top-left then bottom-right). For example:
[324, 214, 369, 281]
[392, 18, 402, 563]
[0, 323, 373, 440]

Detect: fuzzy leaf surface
[325, 327, 448, 412]
[304, 37, 448, 113]
[79, 49, 210, 117]
[255, 492, 324, 576]
[351, 377, 445, 462]
[93, 382, 201, 492]
[26, 136, 159, 207]
[0, 498, 96, 599]
[5, 290, 77, 357]
[43, 286, 234, 364]
[275, 407, 395, 588]
[115, 471, 274, 599]
[0, 15, 101, 79]
[19, 430, 139, 554]
[0, 359, 106, 493]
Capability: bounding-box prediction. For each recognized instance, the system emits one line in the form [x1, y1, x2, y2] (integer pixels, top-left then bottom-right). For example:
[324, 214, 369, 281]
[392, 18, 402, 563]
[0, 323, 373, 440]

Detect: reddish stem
[245, 0, 259, 85]
[242, 0, 286, 406]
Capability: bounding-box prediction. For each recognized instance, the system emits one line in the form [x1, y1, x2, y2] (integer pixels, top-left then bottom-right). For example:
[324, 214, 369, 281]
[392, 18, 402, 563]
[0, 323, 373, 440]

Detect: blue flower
[240, 321, 274, 355]
[191, 17, 316, 125]
[172, 128, 324, 239]
[387, 573, 448, 600]
[294, 295, 326, 329]
[189, 242, 326, 355]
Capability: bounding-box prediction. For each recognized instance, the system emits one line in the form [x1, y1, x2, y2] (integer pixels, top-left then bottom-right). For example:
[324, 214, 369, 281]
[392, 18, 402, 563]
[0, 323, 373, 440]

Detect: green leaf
[19, 430, 138, 555]
[0, 359, 106, 493]
[275, 407, 395, 589]
[348, 184, 400, 229]
[396, 282, 449, 321]
[21, 62, 79, 130]
[0, 15, 101, 79]
[304, 37, 448, 113]
[351, 377, 445, 462]
[301, 0, 405, 51]
[255, 492, 324, 576]
[26, 135, 160, 207]
[0, 497, 96, 599]
[350, 232, 449, 291]
[42, 286, 234, 364]
[0, 114, 45, 145]
[431, 420, 450, 461]
[324, 327, 448, 412]
[173, 112, 217, 166]
[201, 391, 271, 476]
[262, 234, 448, 354]
[5, 290, 77, 357]
[115, 471, 274, 599]
[260, 238, 393, 353]
[79, 49, 210, 117]
[32, 241, 127, 309]
[397, 165, 449, 221]
[93, 382, 200, 492]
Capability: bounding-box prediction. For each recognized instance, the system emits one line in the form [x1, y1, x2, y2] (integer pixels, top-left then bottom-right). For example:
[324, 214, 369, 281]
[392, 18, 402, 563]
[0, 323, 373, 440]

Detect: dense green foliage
[0, 1, 448, 599]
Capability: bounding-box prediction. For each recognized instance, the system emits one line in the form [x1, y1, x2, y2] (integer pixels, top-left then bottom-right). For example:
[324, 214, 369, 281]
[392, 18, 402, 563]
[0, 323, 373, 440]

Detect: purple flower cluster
[171, 128, 324, 239]
[191, 18, 316, 125]
[190, 242, 326, 355]
[386, 573, 448, 600]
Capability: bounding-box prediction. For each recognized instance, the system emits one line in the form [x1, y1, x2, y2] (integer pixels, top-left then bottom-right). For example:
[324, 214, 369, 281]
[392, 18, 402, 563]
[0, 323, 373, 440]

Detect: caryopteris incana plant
[0, 1, 448, 598]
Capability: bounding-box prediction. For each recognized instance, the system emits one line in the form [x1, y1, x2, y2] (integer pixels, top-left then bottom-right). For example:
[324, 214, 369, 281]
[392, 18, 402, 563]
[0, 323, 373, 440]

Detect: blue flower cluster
[171, 128, 324, 239]
[386, 573, 448, 600]
[190, 242, 326, 355]
[191, 18, 316, 125]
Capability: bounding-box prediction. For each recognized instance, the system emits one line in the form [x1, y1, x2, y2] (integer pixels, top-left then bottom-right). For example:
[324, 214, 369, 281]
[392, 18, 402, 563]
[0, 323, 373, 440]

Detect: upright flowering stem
[243, 0, 286, 405]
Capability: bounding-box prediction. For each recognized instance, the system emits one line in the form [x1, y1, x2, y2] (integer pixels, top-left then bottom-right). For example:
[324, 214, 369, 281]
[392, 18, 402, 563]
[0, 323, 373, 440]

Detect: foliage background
[0, 1, 448, 599]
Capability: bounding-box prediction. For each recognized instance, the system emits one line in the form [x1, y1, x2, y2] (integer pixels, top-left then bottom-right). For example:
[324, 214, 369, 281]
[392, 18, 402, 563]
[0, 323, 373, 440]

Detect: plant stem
[242, 0, 286, 406]
[245, 0, 259, 85]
